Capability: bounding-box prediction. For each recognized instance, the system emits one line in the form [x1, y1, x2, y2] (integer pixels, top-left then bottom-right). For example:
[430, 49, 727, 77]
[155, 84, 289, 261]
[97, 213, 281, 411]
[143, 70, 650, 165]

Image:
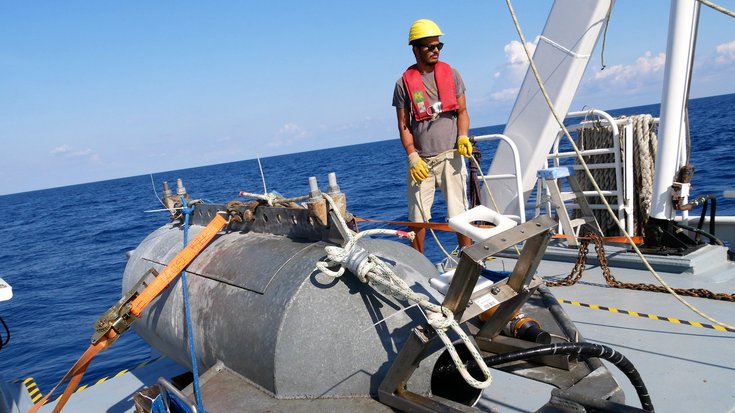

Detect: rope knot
[427, 307, 455, 330]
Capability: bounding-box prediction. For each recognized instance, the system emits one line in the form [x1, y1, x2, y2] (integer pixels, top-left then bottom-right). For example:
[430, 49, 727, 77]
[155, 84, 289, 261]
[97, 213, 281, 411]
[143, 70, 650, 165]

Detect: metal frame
[474, 134, 526, 224]
[378, 216, 557, 412]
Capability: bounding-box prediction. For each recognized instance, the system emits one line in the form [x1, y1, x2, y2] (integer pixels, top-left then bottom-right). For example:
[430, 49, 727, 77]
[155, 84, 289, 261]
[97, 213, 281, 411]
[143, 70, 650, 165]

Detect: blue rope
[180, 197, 205, 412]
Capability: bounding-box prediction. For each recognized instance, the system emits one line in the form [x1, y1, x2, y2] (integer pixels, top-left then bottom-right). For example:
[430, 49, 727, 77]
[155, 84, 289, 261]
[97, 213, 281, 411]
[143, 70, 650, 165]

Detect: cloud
[50, 145, 70, 155]
[715, 40, 735, 65]
[488, 38, 538, 103]
[490, 88, 520, 102]
[505, 39, 536, 70]
[590, 51, 666, 90]
[49, 144, 101, 162]
[268, 123, 312, 148]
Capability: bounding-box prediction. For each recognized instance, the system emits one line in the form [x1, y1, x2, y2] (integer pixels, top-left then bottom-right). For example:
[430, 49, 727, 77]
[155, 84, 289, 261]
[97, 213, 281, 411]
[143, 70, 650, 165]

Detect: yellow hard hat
[408, 19, 444, 44]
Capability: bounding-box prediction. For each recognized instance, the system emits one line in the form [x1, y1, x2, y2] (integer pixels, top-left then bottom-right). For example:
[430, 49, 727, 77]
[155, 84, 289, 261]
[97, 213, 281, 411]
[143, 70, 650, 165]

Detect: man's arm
[456, 94, 469, 137]
[397, 107, 417, 155]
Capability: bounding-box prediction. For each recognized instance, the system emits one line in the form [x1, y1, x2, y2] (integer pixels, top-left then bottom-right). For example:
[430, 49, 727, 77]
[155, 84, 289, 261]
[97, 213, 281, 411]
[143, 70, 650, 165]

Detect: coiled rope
[505, 0, 735, 331]
[316, 193, 493, 390]
[571, 113, 658, 235]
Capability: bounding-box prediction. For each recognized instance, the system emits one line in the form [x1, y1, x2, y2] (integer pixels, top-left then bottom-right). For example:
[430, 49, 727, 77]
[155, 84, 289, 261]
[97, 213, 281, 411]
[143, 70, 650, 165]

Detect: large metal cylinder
[122, 223, 440, 398]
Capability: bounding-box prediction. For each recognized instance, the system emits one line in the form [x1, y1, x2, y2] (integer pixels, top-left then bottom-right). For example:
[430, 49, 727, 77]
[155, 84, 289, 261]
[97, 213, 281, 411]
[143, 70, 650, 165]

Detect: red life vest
[402, 61, 459, 122]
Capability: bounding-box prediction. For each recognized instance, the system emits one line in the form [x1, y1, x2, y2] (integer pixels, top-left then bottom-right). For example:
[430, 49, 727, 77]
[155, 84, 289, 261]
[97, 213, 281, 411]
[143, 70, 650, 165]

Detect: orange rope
[353, 216, 643, 244]
[28, 214, 227, 413]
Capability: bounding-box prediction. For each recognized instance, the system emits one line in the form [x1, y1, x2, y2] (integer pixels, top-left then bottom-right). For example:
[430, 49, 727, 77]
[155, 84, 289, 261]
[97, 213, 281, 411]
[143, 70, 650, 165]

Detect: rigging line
[257, 156, 268, 195]
[149, 174, 166, 209]
[698, 0, 735, 18]
[504, 0, 735, 331]
[599, 1, 613, 70]
[417, 178, 458, 265]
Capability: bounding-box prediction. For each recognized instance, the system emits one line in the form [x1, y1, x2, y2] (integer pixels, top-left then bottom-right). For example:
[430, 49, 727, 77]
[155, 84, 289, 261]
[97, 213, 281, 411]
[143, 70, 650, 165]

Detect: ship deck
[475, 242, 735, 412]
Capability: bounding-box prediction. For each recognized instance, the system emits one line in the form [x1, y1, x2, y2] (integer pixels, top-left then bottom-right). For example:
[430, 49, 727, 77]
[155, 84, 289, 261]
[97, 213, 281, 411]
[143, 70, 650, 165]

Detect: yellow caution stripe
[22, 377, 43, 403]
[557, 298, 735, 333]
[21, 356, 162, 404]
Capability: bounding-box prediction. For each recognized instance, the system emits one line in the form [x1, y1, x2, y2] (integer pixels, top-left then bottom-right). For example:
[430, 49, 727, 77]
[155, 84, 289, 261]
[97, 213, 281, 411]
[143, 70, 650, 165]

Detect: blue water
[1, 93, 734, 393]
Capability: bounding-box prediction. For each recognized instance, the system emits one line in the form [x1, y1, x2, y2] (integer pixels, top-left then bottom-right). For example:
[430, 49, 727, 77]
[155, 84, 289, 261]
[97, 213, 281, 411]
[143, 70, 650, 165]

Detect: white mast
[650, 0, 700, 220]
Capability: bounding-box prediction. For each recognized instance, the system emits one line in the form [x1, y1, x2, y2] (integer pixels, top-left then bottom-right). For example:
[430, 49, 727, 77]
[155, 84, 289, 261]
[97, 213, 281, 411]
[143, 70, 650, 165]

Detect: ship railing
[474, 134, 526, 224]
[540, 109, 636, 236]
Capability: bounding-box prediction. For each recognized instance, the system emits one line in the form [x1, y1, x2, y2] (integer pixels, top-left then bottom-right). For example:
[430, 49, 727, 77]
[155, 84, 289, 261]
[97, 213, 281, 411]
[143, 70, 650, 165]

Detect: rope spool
[572, 114, 658, 236]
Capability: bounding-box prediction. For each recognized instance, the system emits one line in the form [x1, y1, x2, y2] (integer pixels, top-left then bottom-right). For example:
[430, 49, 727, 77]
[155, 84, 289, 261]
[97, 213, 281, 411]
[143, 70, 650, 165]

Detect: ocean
[1, 93, 734, 393]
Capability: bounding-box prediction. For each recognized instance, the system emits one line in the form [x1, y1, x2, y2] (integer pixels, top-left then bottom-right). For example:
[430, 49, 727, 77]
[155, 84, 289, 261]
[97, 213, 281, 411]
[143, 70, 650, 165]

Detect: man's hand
[457, 135, 473, 158]
[408, 152, 429, 183]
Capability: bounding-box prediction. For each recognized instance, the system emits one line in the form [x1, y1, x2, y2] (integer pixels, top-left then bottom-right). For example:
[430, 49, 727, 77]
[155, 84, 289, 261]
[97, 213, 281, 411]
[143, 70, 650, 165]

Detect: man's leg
[407, 164, 435, 254]
[442, 153, 473, 250]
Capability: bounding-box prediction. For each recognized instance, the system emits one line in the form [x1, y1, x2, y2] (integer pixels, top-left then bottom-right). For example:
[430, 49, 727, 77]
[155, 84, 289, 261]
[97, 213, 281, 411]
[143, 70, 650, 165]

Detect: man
[392, 18, 472, 253]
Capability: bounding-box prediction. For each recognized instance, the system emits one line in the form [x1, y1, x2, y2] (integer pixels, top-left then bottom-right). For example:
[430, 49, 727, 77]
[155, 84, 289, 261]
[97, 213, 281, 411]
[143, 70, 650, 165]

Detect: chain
[545, 240, 589, 287]
[547, 232, 735, 301]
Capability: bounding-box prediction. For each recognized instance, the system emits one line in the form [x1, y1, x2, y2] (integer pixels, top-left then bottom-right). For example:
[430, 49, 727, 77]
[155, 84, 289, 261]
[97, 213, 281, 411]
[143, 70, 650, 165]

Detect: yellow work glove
[457, 135, 473, 158]
[408, 152, 429, 183]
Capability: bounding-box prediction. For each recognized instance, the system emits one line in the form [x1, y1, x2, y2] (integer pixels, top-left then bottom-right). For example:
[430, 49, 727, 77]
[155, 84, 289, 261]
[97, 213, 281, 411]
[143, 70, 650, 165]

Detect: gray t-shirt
[392, 67, 466, 157]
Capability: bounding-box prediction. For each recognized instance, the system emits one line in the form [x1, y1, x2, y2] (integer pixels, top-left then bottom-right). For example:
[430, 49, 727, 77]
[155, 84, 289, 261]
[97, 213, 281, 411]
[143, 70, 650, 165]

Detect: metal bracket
[377, 216, 557, 411]
[91, 268, 158, 344]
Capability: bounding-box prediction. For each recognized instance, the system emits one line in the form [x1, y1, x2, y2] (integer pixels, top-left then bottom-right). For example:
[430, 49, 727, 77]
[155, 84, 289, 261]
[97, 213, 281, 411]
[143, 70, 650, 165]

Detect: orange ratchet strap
[28, 214, 227, 413]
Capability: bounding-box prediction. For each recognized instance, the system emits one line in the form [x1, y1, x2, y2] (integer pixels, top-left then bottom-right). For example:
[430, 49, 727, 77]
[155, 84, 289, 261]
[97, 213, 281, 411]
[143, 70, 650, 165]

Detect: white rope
[416, 184, 459, 264]
[505, 0, 735, 331]
[412, 149, 464, 264]
[538, 35, 591, 59]
[698, 0, 735, 18]
[239, 191, 309, 206]
[316, 193, 493, 390]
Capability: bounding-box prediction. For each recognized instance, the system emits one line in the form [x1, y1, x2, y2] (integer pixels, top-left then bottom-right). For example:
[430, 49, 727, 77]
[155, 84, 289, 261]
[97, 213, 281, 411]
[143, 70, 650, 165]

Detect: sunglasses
[420, 42, 444, 52]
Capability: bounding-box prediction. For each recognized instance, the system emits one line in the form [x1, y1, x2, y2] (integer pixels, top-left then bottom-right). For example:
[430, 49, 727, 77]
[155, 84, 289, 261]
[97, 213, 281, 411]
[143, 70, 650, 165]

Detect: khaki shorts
[407, 150, 468, 222]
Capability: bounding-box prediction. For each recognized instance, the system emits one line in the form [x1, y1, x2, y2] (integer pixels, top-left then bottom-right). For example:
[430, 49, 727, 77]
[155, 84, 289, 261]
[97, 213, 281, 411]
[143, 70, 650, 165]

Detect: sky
[2, 1, 735, 195]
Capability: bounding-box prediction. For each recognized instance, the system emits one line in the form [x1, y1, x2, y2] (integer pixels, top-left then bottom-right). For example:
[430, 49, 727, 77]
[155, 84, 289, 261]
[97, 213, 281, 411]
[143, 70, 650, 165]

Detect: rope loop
[315, 193, 493, 390]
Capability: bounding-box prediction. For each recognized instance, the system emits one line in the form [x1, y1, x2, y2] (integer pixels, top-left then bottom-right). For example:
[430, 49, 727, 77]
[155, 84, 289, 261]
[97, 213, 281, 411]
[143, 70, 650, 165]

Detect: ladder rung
[482, 174, 517, 180]
[559, 190, 617, 197]
[569, 218, 590, 227]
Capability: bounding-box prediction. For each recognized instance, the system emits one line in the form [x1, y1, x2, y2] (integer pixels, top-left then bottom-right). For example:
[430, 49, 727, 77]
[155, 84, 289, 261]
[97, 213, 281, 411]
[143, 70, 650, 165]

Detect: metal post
[650, 0, 700, 220]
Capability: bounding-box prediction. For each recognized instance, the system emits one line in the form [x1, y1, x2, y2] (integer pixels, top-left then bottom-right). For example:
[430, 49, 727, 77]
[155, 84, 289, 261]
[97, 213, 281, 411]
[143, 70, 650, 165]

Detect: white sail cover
[485, 0, 613, 217]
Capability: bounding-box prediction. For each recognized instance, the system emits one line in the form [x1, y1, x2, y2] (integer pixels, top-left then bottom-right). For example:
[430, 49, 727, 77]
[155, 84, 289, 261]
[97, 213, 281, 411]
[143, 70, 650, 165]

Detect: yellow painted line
[557, 298, 735, 333]
[19, 356, 164, 404]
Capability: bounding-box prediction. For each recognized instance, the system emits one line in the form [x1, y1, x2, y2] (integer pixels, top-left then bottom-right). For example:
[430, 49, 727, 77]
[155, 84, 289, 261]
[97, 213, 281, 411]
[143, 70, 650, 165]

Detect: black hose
[0, 315, 9, 351]
[433, 342, 655, 412]
[694, 194, 717, 238]
[672, 220, 725, 246]
[709, 195, 717, 236]
[696, 198, 708, 242]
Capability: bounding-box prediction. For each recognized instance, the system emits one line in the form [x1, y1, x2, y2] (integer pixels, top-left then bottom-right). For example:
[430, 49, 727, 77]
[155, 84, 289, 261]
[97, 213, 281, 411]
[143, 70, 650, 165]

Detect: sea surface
[1, 93, 734, 393]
